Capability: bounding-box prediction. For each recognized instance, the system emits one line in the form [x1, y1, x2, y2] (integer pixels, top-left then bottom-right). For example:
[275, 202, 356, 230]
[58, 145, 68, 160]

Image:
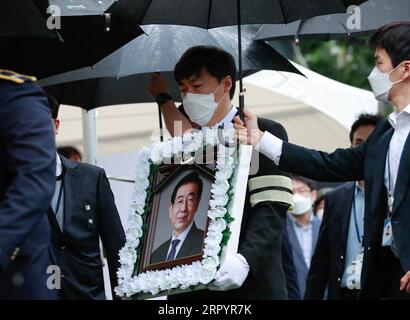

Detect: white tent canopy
[244, 62, 379, 130]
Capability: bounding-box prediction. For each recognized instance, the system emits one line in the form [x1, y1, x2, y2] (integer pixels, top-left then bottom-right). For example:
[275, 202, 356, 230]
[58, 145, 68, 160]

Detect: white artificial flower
[203, 128, 219, 146]
[161, 140, 173, 159]
[128, 214, 143, 229]
[125, 234, 141, 249]
[204, 230, 224, 247]
[173, 265, 191, 288]
[211, 180, 230, 196]
[126, 226, 143, 241]
[114, 285, 125, 297]
[130, 201, 144, 215]
[134, 161, 150, 179]
[134, 191, 147, 209]
[136, 147, 150, 162]
[201, 256, 220, 270]
[218, 144, 236, 157]
[207, 206, 227, 220]
[150, 142, 164, 164]
[216, 166, 234, 179]
[165, 269, 182, 289]
[134, 175, 149, 193]
[198, 268, 216, 285]
[117, 264, 134, 281]
[171, 136, 183, 155]
[208, 219, 228, 233]
[209, 194, 229, 208]
[119, 246, 137, 265]
[203, 244, 221, 258]
[182, 131, 194, 143]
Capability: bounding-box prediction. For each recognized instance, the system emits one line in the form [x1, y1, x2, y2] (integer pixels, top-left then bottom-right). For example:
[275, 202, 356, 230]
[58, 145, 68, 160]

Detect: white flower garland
[115, 128, 237, 298]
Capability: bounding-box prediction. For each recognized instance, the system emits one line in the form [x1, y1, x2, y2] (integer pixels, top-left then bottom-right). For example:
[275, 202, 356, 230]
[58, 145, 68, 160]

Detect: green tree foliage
[299, 38, 375, 90]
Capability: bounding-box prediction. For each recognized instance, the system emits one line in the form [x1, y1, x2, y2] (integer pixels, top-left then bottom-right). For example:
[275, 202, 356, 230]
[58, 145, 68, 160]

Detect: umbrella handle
[158, 104, 164, 142]
[237, 0, 245, 121]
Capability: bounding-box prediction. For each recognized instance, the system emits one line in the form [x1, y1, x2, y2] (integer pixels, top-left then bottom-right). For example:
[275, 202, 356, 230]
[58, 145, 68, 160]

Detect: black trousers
[379, 247, 410, 300]
[340, 288, 359, 300]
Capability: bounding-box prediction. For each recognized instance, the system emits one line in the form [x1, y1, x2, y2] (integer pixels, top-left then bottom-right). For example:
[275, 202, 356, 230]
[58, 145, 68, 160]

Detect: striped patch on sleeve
[248, 175, 293, 207]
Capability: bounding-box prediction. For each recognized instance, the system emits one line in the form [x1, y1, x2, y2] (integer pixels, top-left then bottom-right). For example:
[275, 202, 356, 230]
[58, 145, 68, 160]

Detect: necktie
[166, 239, 181, 261]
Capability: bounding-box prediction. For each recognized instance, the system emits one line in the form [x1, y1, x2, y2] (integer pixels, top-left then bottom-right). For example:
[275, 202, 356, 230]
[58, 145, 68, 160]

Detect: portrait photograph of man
[149, 170, 211, 265]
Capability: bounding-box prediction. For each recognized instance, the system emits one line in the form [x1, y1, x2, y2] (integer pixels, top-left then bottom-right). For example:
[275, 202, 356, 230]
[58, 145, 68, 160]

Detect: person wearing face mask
[234, 21, 410, 299]
[305, 114, 383, 300]
[313, 187, 333, 221]
[148, 46, 293, 300]
[281, 176, 321, 298]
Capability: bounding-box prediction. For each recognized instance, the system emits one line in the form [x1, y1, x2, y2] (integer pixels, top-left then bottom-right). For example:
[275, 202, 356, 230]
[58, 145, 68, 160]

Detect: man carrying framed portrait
[145, 46, 293, 299]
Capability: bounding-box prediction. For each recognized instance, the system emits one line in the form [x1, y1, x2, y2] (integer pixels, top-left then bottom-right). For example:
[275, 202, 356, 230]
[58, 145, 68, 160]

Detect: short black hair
[171, 172, 203, 204]
[291, 175, 316, 191]
[349, 113, 384, 143]
[57, 146, 82, 161]
[368, 21, 410, 67]
[174, 46, 237, 99]
[47, 94, 60, 119]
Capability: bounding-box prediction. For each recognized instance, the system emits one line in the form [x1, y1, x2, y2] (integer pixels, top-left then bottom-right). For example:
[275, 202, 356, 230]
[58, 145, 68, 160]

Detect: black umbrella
[255, 0, 410, 42]
[108, 0, 369, 119]
[40, 25, 304, 142]
[40, 25, 303, 107]
[0, 0, 143, 78]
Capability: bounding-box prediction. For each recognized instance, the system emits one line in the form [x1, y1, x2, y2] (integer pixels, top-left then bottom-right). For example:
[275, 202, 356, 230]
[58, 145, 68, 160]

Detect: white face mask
[316, 208, 324, 221]
[182, 82, 225, 126]
[367, 62, 405, 103]
[289, 193, 313, 216]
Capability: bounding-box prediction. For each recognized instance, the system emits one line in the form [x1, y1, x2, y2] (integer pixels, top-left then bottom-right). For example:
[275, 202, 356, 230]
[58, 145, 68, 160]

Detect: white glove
[209, 253, 250, 291]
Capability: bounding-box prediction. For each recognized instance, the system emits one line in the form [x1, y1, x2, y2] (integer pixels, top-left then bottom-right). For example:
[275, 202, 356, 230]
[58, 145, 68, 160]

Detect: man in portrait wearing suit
[305, 114, 383, 300]
[151, 172, 205, 264]
[48, 96, 125, 300]
[235, 22, 410, 299]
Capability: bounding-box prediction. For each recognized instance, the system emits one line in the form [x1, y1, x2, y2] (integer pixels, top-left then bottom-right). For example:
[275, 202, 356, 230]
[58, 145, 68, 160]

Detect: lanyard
[55, 183, 64, 214]
[387, 148, 394, 216]
[352, 187, 363, 245]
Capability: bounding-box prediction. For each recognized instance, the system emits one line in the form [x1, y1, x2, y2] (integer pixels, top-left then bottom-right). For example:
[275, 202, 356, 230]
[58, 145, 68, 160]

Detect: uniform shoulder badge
[0, 70, 37, 84]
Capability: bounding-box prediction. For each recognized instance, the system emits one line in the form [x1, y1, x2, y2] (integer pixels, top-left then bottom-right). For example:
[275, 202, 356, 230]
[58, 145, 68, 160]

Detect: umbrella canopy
[45, 0, 115, 16]
[40, 25, 303, 109]
[0, 0, 143, 78]
[108, 0, 368, 118]
[255, 0, 410, 41]
[109, 0, 368, 27]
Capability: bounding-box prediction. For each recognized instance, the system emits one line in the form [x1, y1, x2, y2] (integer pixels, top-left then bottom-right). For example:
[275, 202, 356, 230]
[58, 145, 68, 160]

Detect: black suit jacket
[170, 117, 292, 300]
[305, 182, 355, 300]
[278, 119, 410, 299]
[49, 156, 125, 300]
[150, 222, 204, 264]
[0, 78, 57, 299]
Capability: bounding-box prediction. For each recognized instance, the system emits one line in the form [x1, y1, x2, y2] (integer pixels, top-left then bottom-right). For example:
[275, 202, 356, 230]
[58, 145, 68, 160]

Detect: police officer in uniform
[0, 70, 57, 299]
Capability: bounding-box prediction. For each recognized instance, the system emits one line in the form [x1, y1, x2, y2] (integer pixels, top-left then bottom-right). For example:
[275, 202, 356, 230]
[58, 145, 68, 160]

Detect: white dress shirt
[51, 153, 64, 229]
[341, 183, 365, 288]
[167, 221, 194, 258]
[384, 105, 410, 202]
[289, 213, 314, 268]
